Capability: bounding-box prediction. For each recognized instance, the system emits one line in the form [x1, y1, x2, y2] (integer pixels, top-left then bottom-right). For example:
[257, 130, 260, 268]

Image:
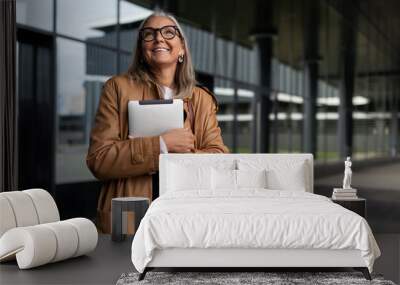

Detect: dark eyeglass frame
[139, 25, 181, 42]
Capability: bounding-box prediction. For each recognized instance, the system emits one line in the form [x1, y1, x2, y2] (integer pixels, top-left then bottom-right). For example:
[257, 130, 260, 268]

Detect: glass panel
[364, 30, 390, 158]
[270, 62, 303, 154]
[318, 5, 340, 162]
[214, 78, 235, 152]
[317, 2, 331, 162]
[56, 38, 117, 184]
[212, 1, 235, 79]
[235, 45, 258, 85]
[182, 24, 215, 75]
[269, 91, 278, 153]
[272, 0, 304, 155]
[324, 87, 339, 162]
[236, 85, 255, 153]
[119, 51, 132, 73]
[57, 0, 117, 47]
[353, 31, 371, 160]
[17, 0, 53, 31]
[119, 0, 153, 52]
[287, 68, 302, 154]
[17, 38, 53, 190]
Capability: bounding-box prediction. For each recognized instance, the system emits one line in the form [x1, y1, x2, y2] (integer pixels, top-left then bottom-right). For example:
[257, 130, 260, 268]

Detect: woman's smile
[152, 47, 171, 53]
[151, 47, 171, 56]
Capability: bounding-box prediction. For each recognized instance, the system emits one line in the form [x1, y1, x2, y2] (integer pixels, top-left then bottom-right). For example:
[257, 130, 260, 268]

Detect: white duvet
[131, 190, 380, 273]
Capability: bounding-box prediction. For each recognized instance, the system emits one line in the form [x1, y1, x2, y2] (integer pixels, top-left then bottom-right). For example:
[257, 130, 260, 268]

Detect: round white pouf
[24, 189, 60, 224]
[0, 196, 17, 237]
[0, 189, 98, 269]
[42, 221, 79, 262]
[65, 218, 98, 257]
[1, 191, 39, 227]
[0, 219, 98, 269]
[0, 226, 57, 269]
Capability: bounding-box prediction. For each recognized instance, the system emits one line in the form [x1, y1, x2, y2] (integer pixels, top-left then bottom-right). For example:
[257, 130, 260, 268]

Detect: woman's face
[141, 16, 184, 70]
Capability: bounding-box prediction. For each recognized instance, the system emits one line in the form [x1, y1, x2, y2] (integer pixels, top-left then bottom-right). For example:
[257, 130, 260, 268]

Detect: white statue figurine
[342, 156, 352, 189]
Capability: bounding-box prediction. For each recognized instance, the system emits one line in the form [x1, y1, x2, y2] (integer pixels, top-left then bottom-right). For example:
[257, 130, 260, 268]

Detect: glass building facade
[15, 0, 400, 213]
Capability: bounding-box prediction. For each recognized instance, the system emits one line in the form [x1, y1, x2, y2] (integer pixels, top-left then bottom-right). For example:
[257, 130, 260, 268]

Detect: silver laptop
[128, 99, 184, 138]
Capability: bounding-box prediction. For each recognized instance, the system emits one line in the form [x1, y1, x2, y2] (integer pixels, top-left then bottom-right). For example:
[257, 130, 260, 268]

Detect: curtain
[0, 0, 17, 192]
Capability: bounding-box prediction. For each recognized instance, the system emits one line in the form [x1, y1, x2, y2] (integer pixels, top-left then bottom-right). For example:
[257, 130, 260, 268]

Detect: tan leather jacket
[86, 73, 229, 233]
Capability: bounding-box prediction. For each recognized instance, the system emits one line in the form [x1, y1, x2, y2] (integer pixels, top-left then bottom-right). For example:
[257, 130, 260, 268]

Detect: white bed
[131, 154, 380, 280]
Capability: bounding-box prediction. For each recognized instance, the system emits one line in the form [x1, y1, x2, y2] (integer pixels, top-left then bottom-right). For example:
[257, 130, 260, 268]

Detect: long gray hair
[127, 11, 196, 100]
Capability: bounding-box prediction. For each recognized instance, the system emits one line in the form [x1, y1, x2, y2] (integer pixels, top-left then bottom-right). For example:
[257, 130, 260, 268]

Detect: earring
[178, 53, 184, 63]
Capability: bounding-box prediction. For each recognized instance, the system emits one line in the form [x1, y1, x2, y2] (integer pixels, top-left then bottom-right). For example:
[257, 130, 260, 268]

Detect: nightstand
[111, 197, 149, 242]
[331, 197, 366, 218]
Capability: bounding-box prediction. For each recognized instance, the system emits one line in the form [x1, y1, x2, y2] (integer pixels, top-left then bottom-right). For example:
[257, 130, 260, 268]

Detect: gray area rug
[116, 271, 396, 285]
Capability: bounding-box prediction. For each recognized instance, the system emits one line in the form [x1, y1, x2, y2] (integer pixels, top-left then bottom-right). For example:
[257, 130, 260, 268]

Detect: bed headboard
[159, 153, 314, 196]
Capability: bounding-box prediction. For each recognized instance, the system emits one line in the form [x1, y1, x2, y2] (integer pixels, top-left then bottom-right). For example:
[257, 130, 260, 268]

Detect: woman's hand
[161, 128, 195, 153]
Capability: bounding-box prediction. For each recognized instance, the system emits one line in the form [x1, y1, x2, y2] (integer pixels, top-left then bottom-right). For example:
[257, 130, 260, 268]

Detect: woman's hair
[127, 11, 196, 100]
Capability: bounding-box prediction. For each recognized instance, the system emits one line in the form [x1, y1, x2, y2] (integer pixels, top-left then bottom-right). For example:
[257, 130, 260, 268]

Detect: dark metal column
[251, 0, 275, 153]
[338, 15, 356, 159]
[254, 36, 273, 153]
[0, 0, 17, 192]
[303, 0, 319, 156]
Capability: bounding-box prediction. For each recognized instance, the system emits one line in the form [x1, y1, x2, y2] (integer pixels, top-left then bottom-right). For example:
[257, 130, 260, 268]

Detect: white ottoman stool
[0, 189, 98, 269]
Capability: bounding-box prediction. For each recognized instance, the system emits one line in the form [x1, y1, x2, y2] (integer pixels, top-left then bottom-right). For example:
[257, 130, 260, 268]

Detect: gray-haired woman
[87, 11, 229, 233]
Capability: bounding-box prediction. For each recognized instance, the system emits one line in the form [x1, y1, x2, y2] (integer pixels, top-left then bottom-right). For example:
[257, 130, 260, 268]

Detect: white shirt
[162, 86, 174, 100]
[159, 86, 175, 153]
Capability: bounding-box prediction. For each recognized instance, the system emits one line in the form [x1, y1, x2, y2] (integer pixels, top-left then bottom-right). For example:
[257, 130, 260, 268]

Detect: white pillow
[236, 169, 267, 189]
[266, 163, 306, 191]
[211, 168, 236, 190]
[237, 159, 307, 191]
[211, 169, 268, 190]
[168, 163, 212, 191]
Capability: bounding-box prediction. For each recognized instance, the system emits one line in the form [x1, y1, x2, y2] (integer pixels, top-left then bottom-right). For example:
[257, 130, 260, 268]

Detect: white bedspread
[131, 190, 380, 273]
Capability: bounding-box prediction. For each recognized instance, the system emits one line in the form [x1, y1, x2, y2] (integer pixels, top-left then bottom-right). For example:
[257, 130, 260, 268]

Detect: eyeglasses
[139, 25, 181, 42]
